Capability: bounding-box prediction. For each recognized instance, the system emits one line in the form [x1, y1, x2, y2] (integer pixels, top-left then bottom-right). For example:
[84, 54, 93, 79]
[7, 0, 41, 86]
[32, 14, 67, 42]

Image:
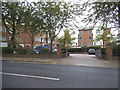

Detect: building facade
[78, 29, 93, 47]
[0, 27, 47, 48]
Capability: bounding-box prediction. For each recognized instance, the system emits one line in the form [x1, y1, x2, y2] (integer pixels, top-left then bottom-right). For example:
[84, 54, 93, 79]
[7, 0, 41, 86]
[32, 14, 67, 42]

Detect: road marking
[0, 72, 59, 81]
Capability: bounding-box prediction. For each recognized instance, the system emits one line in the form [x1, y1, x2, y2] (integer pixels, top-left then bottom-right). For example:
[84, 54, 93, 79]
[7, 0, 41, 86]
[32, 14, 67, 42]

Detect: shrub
[61, 47, 67, 54]
[27, 49, 36, 54]
[100, 48, 106, 55]
[68, 48, 82, 52]
[2, 47, 14, 54]
[112, 45, 120, 56]
[40, 48, 49, 54]
[14, 47, 28, 54]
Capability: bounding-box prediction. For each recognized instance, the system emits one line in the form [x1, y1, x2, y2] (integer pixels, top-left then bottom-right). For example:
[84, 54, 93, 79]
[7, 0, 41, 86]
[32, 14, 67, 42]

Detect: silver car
[88, 49, 96, 54]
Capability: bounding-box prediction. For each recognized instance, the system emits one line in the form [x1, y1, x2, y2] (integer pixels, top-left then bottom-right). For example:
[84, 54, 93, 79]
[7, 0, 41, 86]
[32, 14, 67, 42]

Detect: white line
[0, 72, 59, 81]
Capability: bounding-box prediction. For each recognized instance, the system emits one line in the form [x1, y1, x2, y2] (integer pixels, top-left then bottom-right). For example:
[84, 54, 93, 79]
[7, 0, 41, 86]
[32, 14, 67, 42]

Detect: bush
[2, 47, 14, 54]
[112, 45, 120, 56]
[68, 48, 82, 52]
[14, 47, 28, 54]
[61, 47, 67, 54]
[100, 48, 106, 55]
[40, 48, 49, 54]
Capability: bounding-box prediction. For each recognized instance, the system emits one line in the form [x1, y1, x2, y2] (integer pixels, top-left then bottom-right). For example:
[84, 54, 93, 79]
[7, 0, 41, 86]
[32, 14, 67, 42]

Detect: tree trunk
[50, 39, 54, 54]
[31, 36, 34, 49]
[103, 39, 105, 48]
[46, 31, 48, 46]
[11, 25, 16, 48]
[11, 34, 16, 48]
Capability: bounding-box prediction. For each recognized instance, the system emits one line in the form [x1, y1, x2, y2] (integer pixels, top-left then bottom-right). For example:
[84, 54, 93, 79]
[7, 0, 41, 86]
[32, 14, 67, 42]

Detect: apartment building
[0, 27, 47, 48]
[78, 29, 93, 47]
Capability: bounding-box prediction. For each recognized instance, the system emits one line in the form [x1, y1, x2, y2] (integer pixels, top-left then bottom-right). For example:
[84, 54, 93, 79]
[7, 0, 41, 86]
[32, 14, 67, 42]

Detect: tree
[2, 2, 23, 48]
[38, 1, 72, 53]
[55, 30, 75, 47]
[81, 1, 120, 29]
[21, 2, 44, 49]
[95, 28, 114, 48]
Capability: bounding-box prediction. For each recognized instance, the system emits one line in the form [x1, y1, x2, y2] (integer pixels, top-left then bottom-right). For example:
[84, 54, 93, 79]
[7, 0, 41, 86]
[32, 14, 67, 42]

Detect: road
[2, 62, 118, 88]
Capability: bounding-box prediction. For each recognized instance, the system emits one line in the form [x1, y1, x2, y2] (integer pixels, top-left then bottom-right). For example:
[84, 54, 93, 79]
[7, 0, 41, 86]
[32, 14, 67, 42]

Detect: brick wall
[78, 29, 93, 47]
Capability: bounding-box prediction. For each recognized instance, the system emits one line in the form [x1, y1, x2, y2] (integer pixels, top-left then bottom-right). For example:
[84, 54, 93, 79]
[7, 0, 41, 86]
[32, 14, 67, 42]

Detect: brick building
[0, 27, 47, 48]
[78, 29, 93, 47]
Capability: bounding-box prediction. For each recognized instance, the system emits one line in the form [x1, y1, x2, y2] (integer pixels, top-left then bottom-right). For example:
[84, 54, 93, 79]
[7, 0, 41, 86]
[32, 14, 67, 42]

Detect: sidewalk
[1, 54, 119, 68]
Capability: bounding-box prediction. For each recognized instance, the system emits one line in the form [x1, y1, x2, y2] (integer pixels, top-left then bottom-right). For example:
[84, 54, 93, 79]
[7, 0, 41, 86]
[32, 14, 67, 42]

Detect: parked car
[34, 46, 49, 54]
[88, 49, 96, 54]
[34, 46, 56, 54]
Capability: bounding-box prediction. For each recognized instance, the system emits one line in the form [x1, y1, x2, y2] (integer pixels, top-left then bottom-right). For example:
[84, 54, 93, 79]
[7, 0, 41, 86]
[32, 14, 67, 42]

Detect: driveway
[49, 54, 119, 68]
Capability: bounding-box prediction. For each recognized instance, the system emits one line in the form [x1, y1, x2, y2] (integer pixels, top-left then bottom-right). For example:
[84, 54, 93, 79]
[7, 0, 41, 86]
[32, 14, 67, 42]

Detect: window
[0, 36, 6, 41]
[88, 30, 92, 33]
[0, 42, 8, 47]
[79, 37, 82, 40]
[89, 37, 92, 40]
[79, 43, 82, 46]
[0, 27, 6, 32]
[79, 31, 82, 34]
[35, 37, 40, 41]
[89, 42, 93, 45]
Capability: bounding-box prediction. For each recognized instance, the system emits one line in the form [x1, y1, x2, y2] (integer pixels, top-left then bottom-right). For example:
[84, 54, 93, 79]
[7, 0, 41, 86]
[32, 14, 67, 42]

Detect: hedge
[112, 45, 120, 56]
[2, 47, 14, 54]
[68, 48, 82, 52]
[14, 47, 29, 54]
[40, 48, 49, 54]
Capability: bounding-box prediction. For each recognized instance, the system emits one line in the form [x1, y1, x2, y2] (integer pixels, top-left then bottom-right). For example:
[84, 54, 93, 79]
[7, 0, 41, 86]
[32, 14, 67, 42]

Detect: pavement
[1, 54, 119, 68]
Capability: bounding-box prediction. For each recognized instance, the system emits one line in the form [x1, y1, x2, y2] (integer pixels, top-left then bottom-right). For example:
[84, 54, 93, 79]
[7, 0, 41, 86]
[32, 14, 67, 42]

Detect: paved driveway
[49, 54, 119, 68]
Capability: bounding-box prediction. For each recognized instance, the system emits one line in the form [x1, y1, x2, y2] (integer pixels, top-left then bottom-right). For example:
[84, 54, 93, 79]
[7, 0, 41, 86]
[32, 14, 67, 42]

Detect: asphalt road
[2, 62, 118, 88]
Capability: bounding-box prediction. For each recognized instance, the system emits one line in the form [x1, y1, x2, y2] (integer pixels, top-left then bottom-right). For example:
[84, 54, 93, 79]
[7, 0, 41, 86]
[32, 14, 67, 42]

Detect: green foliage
[110, 41, 117, 47]
[100, 48, 106, 55]
[2, 2, 24, 48]
[112, 45, 120, 56]
[2, 47, 14, 54]
[56, 30, 75, 48]
[81, 2, 119, 29]
[14, 47, 28, 54]
[40, 48, 50, 54]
